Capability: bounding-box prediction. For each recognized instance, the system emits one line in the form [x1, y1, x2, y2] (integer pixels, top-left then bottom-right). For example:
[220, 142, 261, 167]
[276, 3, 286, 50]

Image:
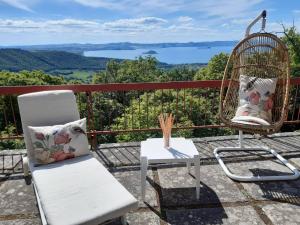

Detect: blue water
[83, 46, 234, 64]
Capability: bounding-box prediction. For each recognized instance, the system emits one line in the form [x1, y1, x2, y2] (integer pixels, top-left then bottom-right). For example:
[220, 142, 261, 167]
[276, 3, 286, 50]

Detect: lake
[83, 46, 234, 64]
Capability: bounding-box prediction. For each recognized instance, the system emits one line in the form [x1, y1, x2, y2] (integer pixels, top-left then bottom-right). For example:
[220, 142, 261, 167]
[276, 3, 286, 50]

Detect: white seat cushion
[232, 115, 270, 126]
[30, 155, 137, 225]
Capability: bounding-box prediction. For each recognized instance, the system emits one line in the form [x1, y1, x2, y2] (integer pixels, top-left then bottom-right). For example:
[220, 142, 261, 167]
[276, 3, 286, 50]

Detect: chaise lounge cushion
[30, 154, 138, 225]
[18, 90, 81, 162]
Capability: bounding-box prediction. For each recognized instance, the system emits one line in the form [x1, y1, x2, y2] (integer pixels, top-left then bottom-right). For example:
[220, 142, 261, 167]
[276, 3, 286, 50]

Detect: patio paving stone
[1, 132, 300, 225]
[157, 164, 246, 206]
[0, 177, 38, 216]
[0, 219, 41, 225]
[165, 206, 264, 225]
[262, 203, 300, 225]
[110, 167, 158, 208]
[106, 210, 161, 225]
[231, 160, 300, 202]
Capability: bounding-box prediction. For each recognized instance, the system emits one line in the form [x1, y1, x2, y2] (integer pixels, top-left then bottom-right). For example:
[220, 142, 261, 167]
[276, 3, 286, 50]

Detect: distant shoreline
[1, 41, 238, 53]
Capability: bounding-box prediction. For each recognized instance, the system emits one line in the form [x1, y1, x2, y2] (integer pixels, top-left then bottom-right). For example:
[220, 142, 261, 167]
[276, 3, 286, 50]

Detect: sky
[0, 0, 299, 46]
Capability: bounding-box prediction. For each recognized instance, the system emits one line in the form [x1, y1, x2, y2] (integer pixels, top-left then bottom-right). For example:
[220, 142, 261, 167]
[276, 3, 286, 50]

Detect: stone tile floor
[1, 132, 300, 224]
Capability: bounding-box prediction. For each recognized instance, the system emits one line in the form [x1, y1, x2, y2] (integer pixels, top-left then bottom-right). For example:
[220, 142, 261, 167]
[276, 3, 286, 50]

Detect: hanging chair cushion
[232, 115, 270, 125]
[232, 75, 277, 125]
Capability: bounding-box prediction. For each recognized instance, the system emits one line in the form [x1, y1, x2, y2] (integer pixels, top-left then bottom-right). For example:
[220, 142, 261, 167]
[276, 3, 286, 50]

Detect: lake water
[83, 46, 234, 64]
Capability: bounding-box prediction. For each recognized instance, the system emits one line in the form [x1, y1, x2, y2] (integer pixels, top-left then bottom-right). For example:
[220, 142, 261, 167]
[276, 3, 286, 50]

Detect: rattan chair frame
[219, 32, 290, 135]
[214, 24, 299, 181]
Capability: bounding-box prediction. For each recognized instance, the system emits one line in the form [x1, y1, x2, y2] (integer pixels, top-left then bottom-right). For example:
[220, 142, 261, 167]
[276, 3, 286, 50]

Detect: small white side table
[140, 138, 200, 201]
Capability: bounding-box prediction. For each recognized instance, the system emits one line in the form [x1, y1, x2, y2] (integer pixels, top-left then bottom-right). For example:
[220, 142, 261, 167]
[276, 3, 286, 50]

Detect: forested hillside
[1, 26, 300, 149]
[0, 49, 113, 71]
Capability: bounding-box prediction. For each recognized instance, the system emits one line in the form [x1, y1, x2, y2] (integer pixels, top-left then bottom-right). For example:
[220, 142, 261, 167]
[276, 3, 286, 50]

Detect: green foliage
[194, 53, 229, 80]
[160, 66, 197, 81]
[0, 49, 110, 72]
[0, 51, 236, 149]
[281, 26, 300, 77]
[0, 70, 65, 86]
[112, 91, 194, 142]
[0, 125, 25, 150]
[0, 71, 66, 150]
[282, 26, 300, 66]
[93, 56, 162, 83]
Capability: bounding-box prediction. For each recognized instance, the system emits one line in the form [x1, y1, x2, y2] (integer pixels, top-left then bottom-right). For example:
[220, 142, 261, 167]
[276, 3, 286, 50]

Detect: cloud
[177, 16, 193, 23]
[293, 10, 300, 15]
[0, 19, 100, 31]
[0, 0, 34, 12]
[103, 17, 167, 32]
[73, 0, 263, 19]
[73, 0, 123, 10]
[0, 17, 169, 34]
[194, 0, 263, 19]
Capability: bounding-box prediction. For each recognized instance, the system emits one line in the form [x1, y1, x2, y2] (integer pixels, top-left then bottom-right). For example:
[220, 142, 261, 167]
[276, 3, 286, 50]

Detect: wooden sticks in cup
[158, 113, 174, 148]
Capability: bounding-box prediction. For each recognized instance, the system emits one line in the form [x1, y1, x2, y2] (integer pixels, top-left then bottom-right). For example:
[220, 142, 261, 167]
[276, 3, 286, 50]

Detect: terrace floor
[1, 132, 300, 225]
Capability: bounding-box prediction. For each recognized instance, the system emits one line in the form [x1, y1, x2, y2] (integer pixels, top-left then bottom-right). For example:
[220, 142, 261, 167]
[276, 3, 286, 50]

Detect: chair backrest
[220, 33, 290, 134]
[18, 90, 80, 161]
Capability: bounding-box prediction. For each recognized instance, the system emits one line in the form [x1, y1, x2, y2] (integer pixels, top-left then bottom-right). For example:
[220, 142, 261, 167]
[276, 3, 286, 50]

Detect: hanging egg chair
[214, 10, 300, 182]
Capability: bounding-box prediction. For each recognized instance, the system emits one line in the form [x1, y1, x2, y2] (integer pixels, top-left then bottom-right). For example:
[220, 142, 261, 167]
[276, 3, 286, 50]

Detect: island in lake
[142, 50, 157, 55]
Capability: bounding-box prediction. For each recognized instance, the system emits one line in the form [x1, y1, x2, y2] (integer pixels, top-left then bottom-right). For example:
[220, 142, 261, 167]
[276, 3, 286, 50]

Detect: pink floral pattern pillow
[28, 118, 90, 165]
[233, 75, 277, 125]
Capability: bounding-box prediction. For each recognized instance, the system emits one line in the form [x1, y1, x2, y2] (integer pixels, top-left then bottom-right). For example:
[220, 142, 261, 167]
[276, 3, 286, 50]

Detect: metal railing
[1, 78, 300, 146]
[1, 78, 300, 174]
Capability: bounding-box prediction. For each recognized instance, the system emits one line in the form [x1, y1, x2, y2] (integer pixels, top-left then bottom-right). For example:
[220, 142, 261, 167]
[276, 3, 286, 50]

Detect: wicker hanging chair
[220, 25, 290, 135]
[214, 11, 300, 182]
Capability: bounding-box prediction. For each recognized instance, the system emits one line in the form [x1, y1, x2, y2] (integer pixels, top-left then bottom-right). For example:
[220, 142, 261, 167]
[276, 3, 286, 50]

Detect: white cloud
[73, 0, 263, 19]
[73, 0, 123, 10]
[0, 0, 34, 12]
[177, 16, 193, 23]
[103, 17, 167, 32]
[194, 0, 263, 18]
[293, 10, 300, 15]
[0, 19, 100, 31]
[0, 17, 168, 34]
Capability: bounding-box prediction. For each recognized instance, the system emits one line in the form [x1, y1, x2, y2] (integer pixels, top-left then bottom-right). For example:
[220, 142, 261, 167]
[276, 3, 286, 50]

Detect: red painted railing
[1, 78, 300, 148]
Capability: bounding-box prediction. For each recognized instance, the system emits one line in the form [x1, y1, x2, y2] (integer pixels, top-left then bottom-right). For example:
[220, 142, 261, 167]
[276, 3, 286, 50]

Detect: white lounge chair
[18, 90, 138, 225]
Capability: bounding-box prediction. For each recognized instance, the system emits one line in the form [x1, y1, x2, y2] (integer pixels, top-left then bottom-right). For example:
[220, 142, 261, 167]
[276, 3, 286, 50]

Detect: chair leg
[194, 155, 200, 199]
[214, 145, 300, 181]
[186, 161, 191, 173]
[140, 156, 148, 202]
[22, 156, 29, 177]
[120, 215, 127, 225]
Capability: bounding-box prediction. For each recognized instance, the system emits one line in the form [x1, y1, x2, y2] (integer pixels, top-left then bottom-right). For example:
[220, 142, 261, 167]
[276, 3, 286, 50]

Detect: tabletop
[140, 138, 199, 161]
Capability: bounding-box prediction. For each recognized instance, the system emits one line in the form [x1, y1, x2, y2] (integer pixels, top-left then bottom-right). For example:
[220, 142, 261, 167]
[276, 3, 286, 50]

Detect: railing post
[86, 91, 97, 150]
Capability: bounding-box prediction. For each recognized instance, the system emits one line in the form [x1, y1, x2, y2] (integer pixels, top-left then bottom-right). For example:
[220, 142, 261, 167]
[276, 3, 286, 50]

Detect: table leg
[140, 156, 148, 202]
[194, 155, 200, 199]
[186, 161, 191, 173]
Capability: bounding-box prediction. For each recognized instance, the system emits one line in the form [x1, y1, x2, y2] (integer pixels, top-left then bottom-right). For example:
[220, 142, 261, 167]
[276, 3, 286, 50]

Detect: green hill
[0, 49, 115, 72]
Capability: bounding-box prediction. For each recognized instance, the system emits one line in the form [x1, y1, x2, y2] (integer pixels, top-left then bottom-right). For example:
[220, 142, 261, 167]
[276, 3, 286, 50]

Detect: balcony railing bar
[1, 78, 300, 142]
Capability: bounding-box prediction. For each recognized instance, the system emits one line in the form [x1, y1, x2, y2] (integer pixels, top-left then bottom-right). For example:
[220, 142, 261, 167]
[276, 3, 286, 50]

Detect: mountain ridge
[0, 48, 117, 72]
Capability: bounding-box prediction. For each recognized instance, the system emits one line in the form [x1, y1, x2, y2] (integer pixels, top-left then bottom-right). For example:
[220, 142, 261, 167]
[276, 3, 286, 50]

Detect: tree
[0, 70, 66, 150]
[93, 56, 162, 84]
[281, 26, 300, 77]
[194, 53, 229, 81]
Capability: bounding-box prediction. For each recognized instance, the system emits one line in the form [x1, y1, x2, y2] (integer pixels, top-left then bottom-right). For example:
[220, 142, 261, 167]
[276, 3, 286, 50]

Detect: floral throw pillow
[232, 75, 277, 125]
[28, 118, 90, 166]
